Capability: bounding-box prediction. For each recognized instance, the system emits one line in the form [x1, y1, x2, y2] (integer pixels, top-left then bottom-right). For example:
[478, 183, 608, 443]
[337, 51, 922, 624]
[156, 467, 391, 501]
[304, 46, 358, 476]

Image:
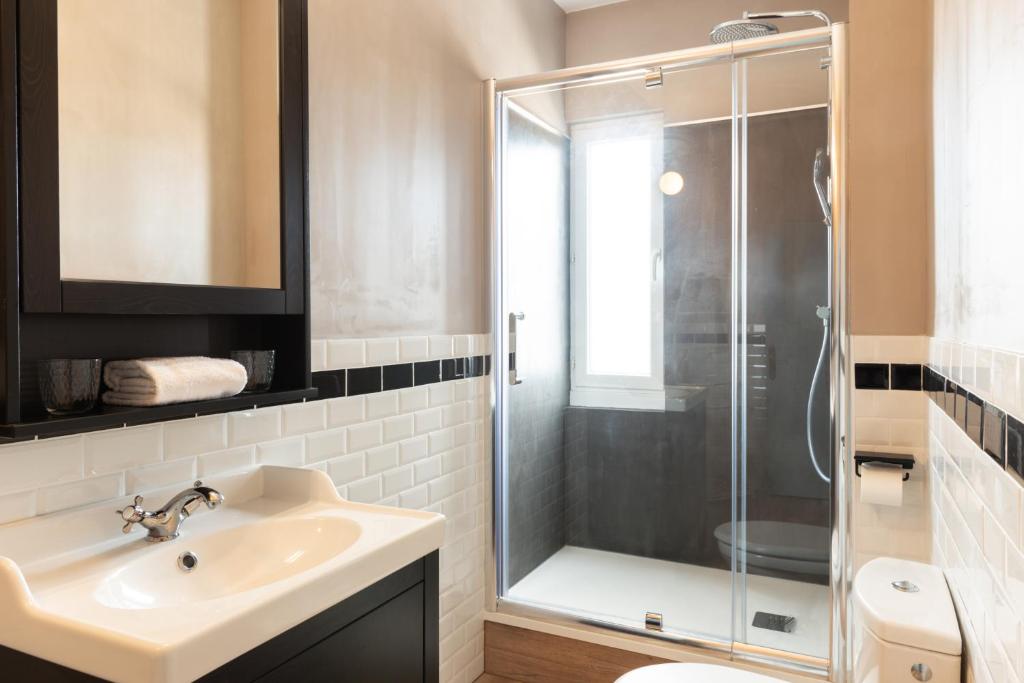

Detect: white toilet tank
[853, 557, 962, 683]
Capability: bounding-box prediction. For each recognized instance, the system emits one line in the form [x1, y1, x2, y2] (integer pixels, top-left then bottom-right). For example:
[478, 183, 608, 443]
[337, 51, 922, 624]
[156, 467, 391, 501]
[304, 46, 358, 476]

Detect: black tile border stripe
[856, 361, 1024, 487]
[854, 363, 891, 390]
[312, 355, 491, 401]
[892, 363, 923, 391]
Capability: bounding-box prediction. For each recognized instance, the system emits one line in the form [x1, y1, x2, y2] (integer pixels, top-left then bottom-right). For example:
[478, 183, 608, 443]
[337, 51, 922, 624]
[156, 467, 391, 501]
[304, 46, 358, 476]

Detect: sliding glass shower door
[498, 62, 737, 644]
[491, 29, 843, 671]
[733, 45, 834, 660]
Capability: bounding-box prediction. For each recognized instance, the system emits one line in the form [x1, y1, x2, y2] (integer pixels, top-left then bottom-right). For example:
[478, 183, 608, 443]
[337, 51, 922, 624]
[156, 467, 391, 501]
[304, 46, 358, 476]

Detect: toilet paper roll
[859, 462, 904, 506]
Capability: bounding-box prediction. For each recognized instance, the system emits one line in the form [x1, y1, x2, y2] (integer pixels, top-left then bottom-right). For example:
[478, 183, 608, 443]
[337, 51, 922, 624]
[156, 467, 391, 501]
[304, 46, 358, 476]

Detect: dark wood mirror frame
[0, 0, 316, 441]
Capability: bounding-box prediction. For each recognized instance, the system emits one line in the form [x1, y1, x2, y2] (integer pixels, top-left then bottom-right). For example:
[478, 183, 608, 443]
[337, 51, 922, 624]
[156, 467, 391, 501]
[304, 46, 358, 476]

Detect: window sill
[569, 385, 706, 412]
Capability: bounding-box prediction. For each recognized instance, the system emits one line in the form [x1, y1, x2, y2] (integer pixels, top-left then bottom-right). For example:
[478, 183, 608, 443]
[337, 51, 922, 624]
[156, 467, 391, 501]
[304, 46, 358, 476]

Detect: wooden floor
[481, 622, 670, 683]
[475, 674, 521, 683]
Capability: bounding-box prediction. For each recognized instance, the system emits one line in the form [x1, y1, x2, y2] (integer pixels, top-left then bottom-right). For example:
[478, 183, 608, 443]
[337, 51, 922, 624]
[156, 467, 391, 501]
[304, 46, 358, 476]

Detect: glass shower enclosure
[487, 24, 850, 680]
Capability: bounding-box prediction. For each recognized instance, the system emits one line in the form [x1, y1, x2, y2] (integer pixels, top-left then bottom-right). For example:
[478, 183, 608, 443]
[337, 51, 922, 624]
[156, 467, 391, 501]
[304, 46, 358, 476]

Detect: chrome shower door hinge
[644, 611, 663, 631]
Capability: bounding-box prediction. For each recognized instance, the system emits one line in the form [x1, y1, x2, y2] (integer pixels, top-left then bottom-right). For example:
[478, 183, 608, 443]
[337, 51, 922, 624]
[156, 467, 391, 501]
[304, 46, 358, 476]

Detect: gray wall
[664, 109, 831, 504]
[557, 109, 831, 578]
[504, 108, 571, 586]
[745, 109, 831, 500]
[565, 404, 712, 564]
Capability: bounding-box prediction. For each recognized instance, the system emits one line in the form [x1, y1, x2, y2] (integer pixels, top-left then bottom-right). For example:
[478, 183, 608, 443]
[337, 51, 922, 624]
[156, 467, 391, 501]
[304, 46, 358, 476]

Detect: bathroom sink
[0, 465, 444, 683]
[95, 515, 363, 609]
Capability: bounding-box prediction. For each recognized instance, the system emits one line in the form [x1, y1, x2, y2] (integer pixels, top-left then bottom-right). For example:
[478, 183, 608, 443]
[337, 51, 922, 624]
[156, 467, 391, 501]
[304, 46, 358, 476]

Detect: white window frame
[570, 114, 665, 410]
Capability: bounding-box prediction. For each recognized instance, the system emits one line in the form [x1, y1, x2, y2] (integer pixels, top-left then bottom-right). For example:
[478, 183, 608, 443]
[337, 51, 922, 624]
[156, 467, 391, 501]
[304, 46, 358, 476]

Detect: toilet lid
[713, 521, 829, 562]
[616, 663, 784, 682]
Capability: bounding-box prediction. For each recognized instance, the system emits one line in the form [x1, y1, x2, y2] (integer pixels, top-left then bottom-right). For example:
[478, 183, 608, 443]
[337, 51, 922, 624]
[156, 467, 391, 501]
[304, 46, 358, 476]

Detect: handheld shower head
[813, 147, 831, 227]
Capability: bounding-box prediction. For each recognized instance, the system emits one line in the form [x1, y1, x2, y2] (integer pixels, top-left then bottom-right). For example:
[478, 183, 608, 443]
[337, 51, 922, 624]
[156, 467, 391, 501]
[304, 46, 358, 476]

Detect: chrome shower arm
[743, 10, 832, 26]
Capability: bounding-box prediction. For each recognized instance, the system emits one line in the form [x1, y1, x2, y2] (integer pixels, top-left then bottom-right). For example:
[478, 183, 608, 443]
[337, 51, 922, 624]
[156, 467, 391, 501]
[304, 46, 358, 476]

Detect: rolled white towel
[102, 357, 248, 407]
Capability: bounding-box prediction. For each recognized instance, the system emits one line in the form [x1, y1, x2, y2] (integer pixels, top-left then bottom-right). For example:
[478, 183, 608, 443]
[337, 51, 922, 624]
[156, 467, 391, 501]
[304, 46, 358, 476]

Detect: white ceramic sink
[0, 465, 445, 683]
[95, 515, 363, 609]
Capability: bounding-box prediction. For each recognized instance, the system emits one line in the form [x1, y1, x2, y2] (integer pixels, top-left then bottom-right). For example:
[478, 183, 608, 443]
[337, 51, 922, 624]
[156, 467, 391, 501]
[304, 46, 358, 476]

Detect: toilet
[713, 521, 830, 576]
[618, 557, 961, 683]
[853, 557, 961, 682]
[616, 663, 784, 682]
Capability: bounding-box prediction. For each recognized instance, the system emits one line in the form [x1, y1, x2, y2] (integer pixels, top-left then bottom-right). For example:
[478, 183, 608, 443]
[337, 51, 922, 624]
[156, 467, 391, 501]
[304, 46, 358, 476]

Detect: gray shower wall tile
[564, 404, 715, 565]
[504, 108, 571, 587]
[564, 407, 588, 547]
[663, 109, 831, 503]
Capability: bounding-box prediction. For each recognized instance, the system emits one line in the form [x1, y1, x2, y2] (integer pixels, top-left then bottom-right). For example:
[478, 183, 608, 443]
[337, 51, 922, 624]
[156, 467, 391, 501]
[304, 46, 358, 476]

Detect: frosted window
[585, 137, 652, 377]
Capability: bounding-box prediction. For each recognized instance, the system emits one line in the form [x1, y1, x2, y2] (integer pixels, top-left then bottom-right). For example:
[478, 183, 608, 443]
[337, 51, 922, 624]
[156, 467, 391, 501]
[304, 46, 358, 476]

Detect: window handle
[652, 248, 662, 281]
[509, 312, 524, 386]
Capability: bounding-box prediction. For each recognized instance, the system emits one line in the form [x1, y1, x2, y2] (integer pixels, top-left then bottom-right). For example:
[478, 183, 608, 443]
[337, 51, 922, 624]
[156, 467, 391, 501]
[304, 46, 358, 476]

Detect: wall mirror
[18, 0, 306, 316]
[57, 0, 280, 288]
[0, 0, 313, 440]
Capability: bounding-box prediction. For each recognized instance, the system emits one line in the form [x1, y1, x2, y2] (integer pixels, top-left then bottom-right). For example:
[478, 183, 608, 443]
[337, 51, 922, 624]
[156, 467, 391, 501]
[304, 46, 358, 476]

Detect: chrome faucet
[116, 480, 224, 542]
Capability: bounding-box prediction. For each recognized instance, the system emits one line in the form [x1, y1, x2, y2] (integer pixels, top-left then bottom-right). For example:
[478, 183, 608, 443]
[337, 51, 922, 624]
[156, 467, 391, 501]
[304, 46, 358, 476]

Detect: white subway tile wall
[0, 345, 491, 683]
[365, 338, 400, 365]
[326, 339, 366, 370]
[313, 333, 490, 372]
[399, 336, 430, 363]
[929, 338, 1024, 683]
[851, 335, 931, 569]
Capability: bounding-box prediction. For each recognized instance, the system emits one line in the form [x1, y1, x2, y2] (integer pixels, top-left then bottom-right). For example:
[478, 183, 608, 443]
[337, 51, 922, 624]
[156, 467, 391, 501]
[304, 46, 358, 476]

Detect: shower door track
[492, 596, 829, 680]
[487, 21, 850, 683]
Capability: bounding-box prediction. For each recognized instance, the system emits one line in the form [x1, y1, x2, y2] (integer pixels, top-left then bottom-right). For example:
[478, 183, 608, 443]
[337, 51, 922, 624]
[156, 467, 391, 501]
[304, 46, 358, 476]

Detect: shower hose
[807, 311, 831, 483]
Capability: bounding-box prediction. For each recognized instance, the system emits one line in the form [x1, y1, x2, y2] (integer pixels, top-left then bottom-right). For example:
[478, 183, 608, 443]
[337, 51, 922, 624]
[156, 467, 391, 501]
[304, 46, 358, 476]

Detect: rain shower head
[709, 19, 778, 44]
[709, 9, 832, 44]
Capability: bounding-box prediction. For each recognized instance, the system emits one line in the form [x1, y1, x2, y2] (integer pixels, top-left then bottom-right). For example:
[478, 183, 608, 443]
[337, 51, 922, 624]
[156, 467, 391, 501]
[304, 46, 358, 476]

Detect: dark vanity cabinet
[205, 552, 440, 683]
[0, 0, 317, 440]
[0, 552, 440, 683]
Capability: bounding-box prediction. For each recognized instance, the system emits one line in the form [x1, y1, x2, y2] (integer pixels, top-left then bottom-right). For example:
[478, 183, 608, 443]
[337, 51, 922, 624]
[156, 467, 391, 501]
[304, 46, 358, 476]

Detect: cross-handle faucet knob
[115, 483, 223, 542]
[116, 495, 145, 533]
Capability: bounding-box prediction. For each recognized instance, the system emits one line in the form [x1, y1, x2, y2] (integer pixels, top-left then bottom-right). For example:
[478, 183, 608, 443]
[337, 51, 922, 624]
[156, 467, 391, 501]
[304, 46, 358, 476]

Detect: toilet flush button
[911, 663, 932, 681]
[891, 579, 920, 593]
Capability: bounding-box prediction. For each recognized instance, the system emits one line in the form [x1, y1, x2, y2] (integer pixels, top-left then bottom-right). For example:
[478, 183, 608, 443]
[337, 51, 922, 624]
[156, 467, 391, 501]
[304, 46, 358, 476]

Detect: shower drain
[752, 611, 796, 633]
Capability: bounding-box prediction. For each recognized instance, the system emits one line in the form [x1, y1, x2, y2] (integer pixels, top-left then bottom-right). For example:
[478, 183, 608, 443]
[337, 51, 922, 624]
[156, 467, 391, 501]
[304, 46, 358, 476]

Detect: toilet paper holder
[854, 451, 914, 481]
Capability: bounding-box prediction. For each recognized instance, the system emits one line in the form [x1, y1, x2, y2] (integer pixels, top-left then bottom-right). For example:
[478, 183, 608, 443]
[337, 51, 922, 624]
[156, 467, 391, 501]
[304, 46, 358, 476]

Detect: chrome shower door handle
[508, 312, 524, 386]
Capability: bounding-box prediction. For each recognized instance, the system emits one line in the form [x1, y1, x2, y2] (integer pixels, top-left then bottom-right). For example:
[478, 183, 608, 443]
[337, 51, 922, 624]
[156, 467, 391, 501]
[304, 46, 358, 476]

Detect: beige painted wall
[562, 0, 841, 126]
[566, 0, 849, 65]
[567, 0, 935, 337]
[932, 0, 1024, 351]
[848, 0, 931, 335]
[57, 0, 280, 288]
[308, 0, 565, 337]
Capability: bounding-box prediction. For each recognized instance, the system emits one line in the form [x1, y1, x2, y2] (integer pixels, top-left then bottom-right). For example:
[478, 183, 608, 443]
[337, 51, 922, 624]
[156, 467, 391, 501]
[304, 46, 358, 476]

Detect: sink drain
[177, 551, 199, 572]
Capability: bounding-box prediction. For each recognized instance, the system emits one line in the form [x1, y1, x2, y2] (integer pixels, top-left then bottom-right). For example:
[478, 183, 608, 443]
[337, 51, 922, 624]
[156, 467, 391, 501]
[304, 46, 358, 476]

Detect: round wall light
[659, 171, 685, 195]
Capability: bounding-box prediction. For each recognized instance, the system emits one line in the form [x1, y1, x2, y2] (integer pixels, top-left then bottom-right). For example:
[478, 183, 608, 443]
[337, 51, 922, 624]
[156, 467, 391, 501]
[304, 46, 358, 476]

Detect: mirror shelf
[0, 388, 318, 443]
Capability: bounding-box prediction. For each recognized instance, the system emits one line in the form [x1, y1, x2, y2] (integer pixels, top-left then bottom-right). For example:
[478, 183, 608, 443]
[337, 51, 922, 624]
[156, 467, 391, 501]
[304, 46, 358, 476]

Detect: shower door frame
[486, 23, 851, 682]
